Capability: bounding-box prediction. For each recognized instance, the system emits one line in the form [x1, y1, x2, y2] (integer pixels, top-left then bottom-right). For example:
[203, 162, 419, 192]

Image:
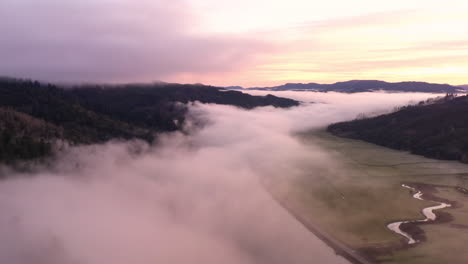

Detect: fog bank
[0, 92, 439, 264]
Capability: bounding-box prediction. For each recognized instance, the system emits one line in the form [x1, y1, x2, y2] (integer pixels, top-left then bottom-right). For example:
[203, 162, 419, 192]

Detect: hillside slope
[328, 94, 468, 163]
[0, 108, 64, 162]
[0, 78, 299, 162]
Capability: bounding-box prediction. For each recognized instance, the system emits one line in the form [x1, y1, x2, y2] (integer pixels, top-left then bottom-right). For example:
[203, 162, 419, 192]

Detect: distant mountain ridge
[224, 80, 462, 93]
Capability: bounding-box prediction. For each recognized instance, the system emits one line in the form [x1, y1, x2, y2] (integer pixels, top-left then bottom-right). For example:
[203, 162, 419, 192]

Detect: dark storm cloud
[0, 0, 267, 83]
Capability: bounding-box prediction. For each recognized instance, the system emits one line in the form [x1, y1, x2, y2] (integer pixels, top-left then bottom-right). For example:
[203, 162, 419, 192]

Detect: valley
[269, 131, 468, 264]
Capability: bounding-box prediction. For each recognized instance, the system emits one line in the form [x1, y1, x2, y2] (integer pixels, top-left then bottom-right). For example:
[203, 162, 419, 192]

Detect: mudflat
[269, 130, 468, 264]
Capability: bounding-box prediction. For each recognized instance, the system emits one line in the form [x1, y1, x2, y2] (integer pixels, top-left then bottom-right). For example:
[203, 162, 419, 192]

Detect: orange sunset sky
[1, 0, 468, 87]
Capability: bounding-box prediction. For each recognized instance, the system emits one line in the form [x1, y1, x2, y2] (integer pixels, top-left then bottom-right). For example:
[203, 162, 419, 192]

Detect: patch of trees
[0, 108, 62, 162]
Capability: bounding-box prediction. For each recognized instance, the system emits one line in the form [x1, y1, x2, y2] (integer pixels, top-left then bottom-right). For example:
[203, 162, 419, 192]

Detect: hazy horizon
[0, 75, 463, 88]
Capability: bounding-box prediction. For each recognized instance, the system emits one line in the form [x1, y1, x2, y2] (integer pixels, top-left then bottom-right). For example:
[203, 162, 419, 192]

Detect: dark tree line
[0, 78, 298, 163]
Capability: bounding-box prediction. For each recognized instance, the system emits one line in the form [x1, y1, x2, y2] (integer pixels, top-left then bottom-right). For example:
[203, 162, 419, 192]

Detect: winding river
[387, 184, 451, 244]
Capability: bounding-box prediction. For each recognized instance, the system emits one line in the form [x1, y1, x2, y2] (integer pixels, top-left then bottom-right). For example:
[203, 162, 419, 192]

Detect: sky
[1, 0, 467, 86]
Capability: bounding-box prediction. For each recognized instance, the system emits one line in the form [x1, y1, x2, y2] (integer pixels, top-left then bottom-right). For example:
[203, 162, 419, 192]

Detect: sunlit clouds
[191, 3, 468, 86]
[1, 0, 467, 86]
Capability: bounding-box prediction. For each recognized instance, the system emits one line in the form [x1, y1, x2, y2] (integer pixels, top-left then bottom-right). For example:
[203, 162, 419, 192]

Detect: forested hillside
[0, 108, 63, 162]
[0, 78, 299, 163]
[328, 94, 468, 163]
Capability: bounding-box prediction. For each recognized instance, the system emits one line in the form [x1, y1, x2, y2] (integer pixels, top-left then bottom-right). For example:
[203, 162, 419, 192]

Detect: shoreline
[269, 194, 375, 264]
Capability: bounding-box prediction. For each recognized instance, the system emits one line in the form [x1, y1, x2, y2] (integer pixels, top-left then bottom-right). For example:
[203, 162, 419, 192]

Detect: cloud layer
[0, 92, 441, 264]
[0, 0, 267, 83]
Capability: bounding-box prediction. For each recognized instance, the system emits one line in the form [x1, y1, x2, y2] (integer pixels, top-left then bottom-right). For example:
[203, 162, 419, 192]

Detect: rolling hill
[328, 94, 468, 163]
[0, 78, 299, 163]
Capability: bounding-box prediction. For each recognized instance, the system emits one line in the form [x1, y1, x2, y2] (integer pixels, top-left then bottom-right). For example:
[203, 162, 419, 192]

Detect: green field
[270, 130, 468, 263]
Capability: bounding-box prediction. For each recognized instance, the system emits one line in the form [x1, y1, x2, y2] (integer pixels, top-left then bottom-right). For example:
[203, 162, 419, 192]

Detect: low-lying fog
[0, 92, 440, 264]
